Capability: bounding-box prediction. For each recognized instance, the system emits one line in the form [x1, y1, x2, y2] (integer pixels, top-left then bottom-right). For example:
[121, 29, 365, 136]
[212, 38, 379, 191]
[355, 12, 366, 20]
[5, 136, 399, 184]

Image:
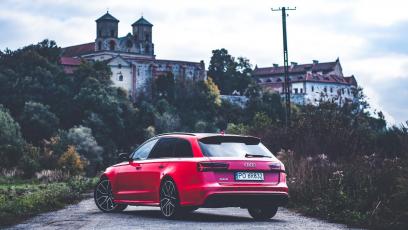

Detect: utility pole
[272, 7, 296, 128]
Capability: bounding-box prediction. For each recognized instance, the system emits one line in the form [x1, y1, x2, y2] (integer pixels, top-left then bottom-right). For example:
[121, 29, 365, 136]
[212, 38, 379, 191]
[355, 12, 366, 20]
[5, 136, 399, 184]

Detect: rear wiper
[245, 153, 271, 158]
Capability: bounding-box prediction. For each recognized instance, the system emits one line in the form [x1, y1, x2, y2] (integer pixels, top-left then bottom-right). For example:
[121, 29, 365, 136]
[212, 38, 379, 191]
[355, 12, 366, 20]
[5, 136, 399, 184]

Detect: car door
[141, 138, 176, 202]
[114, 138, 159, 202]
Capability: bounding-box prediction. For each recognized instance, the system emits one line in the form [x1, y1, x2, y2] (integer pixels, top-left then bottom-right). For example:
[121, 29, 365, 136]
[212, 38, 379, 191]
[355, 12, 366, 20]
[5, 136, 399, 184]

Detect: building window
[145, 33, 150, 41]
[97, 41, 102, 50]
[342, 88, 345, 94]
[311, 86, 314, 92]
[294, 88, 298, 94]
[145, 44, 150, 53]
[330, 87, 333, 93]
[324, 87, 327, 93]
[347, 89, 350, 95]
[109, 40, 115, 51]
[118, 64, 122, 69]
[300, 88, 303, 94]
[119, 74, 123, 81]
[126, 40, 132, 48]
[110, 30, 115, 37]
[98, 30, 102, 37]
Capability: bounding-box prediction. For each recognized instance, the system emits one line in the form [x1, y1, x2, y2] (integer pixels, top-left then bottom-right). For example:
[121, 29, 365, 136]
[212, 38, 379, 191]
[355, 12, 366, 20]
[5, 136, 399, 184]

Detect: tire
[94, 179, 128, 212]
[159, 178, 181, 218]
[248, 206, 278, 220]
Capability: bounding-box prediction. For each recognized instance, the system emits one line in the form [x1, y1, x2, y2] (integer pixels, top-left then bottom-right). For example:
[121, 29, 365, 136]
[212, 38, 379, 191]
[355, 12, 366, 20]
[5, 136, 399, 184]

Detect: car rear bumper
[180, 182, 289, 208]
[202, 192, 288, 208]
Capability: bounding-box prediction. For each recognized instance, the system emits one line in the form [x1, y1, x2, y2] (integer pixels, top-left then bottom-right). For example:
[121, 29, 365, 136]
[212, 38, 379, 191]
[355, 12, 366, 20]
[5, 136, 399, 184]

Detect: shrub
[0, 177, 98, 226]
[65, 126, 103, 175]
[0, 105, 24, 168]
[20, 101, 59, 144]
[57, 146, 86, 176]
[278, 150, 408, 229]
[18, 144, 41, 178]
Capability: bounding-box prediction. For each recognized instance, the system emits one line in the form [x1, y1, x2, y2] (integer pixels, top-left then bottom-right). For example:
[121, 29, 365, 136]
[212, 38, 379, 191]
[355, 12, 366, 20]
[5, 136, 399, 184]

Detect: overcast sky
[0, 0, 407, 124]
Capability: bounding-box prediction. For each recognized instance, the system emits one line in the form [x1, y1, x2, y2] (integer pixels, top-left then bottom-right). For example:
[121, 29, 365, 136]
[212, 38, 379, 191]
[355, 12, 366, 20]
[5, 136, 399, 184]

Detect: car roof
[153, 132, 258, 140]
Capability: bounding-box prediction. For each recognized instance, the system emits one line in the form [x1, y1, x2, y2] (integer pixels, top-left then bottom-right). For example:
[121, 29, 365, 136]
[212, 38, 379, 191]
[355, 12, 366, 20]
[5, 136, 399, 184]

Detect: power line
[271, 7, 296, 128]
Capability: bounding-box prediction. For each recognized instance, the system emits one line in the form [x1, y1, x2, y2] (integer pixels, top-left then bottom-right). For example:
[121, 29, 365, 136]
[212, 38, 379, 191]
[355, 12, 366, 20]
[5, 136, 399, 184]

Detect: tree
[58, 145, 86, 176]
[0, 105, 24, 168]
[208, 48, 252, 94]
[66, 126, 103, 168]
[152, 73, 175, 102]
[20, 101, 59, 144]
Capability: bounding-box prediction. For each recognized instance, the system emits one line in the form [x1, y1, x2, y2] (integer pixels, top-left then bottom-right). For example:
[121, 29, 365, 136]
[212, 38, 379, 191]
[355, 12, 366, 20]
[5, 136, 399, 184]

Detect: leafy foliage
[57, 146, 86, 176]
[0, 177, 97, 226]
[208, 48, 252, 95]
[20, 101, 59, 144]
[0, 105, 24, 168]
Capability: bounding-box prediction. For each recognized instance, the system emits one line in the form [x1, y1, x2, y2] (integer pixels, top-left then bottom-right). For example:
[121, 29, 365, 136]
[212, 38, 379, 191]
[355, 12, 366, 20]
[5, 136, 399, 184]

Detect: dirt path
[6, 197, 360, 230]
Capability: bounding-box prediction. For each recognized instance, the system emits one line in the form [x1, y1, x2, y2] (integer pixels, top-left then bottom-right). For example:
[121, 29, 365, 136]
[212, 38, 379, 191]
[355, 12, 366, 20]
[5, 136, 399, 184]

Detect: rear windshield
[198, 136, 274, 158]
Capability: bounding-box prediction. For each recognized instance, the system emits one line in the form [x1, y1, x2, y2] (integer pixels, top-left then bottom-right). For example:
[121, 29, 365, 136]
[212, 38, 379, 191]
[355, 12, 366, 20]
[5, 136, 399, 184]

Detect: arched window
[97, 41, 102, 51]
[119, 74, 123, 81]
[109, 40, 115, 51]
[311, 86, 314, 92]
[145, 44, 150, 53]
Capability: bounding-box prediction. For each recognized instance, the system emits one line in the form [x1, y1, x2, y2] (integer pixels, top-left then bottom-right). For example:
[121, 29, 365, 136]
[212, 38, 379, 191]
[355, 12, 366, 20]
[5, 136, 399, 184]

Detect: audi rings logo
[244, 162, 256, 168]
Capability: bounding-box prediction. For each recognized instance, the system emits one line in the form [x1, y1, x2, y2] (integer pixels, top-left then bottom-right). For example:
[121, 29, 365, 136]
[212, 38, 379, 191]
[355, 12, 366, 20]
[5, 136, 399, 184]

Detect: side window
[174, 138, 193, 158]
[132, 139, 158, 160]
[148, 138, 175, 159]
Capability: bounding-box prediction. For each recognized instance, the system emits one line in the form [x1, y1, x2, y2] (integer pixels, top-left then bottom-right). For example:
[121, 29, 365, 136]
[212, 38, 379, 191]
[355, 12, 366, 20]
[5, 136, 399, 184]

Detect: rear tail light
[269, 162, 282, 171]
[280, 172, 287, 183]
[197, 162, 229, 172]
[269, 162, 287, 183]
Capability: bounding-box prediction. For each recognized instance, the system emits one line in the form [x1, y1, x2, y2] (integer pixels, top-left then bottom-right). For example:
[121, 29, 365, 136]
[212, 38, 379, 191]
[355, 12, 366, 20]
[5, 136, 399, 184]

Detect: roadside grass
[0, 177, 98, 227]
[279, 150, 408, 230]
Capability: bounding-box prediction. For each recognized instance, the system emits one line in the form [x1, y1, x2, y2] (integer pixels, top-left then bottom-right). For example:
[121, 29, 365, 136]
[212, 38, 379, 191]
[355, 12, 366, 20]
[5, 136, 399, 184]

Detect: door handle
[158, 165, 165, 169]
[135, 166, 142, 170]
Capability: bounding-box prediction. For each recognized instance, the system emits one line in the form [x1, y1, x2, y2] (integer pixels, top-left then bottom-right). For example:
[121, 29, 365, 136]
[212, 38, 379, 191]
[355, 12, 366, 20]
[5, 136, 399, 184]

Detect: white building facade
[60, 12, 206, 100]
[252, 59, 357, 106]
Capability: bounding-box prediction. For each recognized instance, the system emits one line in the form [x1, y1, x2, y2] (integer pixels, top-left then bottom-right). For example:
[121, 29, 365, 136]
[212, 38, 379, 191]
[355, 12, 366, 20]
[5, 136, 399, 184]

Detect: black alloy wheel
[94, 179, 127, 212]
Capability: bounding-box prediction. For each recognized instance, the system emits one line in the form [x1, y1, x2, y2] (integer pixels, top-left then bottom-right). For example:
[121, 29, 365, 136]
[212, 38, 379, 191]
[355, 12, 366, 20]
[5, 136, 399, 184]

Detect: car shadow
[120, 209, 286, 223]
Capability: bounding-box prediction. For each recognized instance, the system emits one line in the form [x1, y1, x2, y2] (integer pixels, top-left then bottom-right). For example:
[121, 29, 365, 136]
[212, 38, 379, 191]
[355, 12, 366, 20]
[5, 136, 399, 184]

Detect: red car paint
[98, 133, 288, 215]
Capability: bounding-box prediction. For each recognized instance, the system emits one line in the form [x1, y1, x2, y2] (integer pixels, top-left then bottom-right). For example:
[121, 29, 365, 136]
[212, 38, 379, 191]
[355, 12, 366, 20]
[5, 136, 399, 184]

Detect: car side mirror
[118, 153, 130, 162]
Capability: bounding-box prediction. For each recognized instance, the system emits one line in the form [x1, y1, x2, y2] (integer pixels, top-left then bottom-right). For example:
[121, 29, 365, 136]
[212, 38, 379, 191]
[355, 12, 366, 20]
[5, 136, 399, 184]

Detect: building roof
[96, 12, 119, 22]
[344, 75, 358, 86]
[132, 16, 153, 26]
[253, 60, 338, 76]
[259, 73, 356, 86]
[60, 57, 81, 66]
[61, 42, 95, 57]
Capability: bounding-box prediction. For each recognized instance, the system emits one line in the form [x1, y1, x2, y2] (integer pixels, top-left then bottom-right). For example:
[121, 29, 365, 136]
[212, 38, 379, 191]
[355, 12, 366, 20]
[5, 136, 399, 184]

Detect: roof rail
[154, 132, 196, 137]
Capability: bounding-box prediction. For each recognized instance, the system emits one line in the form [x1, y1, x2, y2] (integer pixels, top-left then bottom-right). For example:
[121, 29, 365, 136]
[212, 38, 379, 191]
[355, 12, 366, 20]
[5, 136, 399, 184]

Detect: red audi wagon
[94, 133, 288, 220]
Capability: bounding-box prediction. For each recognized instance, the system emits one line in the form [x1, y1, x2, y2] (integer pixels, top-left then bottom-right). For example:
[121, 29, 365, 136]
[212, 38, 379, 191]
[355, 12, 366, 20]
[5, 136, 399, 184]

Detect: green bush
[18, 144, 41, 178]
[0, 105, 25, 168]
[278, 150, 408, 229]
[0, 177, 97, 226]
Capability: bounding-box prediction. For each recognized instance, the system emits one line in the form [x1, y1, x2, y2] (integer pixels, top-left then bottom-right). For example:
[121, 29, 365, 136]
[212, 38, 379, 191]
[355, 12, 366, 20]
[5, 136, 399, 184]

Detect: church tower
[132, 17, 154, 56]
[95, 12, 119, 52]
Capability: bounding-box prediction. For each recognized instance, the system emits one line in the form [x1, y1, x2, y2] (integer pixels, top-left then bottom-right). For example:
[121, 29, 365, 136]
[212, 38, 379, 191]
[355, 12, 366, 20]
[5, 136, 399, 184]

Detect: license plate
[235, 172, 264, 181]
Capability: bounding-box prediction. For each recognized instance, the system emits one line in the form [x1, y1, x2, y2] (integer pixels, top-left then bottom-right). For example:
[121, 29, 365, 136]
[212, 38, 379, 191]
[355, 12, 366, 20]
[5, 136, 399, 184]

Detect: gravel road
[6, 196, 359, 230]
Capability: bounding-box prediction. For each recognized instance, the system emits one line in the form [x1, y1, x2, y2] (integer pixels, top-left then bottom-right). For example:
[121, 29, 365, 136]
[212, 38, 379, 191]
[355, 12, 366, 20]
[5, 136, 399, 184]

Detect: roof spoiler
[199, 135, 260, 145]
